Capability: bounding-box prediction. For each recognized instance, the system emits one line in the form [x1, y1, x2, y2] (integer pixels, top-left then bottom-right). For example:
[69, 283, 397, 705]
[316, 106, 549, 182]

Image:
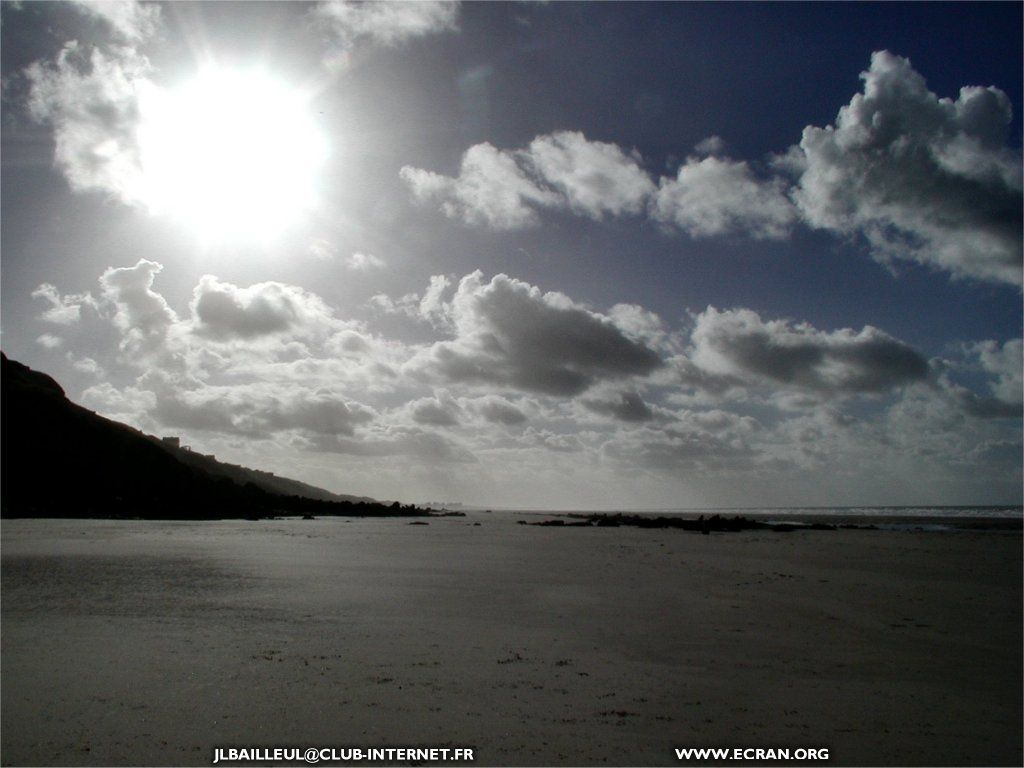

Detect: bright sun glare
[139, 67, 328, 242]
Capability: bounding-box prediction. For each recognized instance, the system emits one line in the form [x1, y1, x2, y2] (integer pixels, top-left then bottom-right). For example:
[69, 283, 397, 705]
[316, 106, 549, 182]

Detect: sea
[496, 505, 1023, 532]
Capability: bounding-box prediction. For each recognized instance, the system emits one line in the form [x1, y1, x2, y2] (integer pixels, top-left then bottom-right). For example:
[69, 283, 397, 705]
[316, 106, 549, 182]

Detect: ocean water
[500, 505, 1023, 532]
[677, 505, 1024, 519]
[507, 505, 1022, 519]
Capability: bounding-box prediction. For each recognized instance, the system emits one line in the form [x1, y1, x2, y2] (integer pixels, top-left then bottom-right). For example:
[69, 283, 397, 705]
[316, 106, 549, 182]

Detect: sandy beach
[2, 515, 1021, 767]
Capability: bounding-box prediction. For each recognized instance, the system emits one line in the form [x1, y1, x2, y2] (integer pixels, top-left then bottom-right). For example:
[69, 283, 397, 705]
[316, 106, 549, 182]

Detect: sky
[1, 1, 1021, 509]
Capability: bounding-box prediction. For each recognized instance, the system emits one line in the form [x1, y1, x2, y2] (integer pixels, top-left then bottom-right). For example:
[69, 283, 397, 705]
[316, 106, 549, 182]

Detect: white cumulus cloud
[402, 131, 653, 229]
[525, 131, 654, 219]
[652, 156, 797, 239]
[791, 50, 1022, 285]
[402, 143, 559, 230]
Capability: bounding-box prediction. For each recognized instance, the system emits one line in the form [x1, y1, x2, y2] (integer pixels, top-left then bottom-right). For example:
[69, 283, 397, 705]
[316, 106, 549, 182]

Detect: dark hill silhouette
[154, 440, 375, 504]
[0, 353, 425, 520]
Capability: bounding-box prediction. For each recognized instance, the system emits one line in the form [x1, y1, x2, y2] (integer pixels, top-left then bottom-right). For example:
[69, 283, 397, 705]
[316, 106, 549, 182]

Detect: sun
[138, 66, 328, 242]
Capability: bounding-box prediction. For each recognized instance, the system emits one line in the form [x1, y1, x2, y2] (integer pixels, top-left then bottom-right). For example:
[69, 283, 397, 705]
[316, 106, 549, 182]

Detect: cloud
[37, 333, 63, 349]
[68, 353, 105, 377]
[471, 395, 528, 425]
[69, 0, 161, 42]
[693, 135, 726, 157]
[408, 393, 462, 427]
[44, 260, 378, 391]
[36, 258, 1020, 503]
[26, 42, 152, 205]
[402, 143, 559, 229]
[91, 370, 377, 439]
[581, 390, 656, 422]
[601, 423, 757, 472]
[309, 239, 338, 260]
[885, 375, 1023, 491]
[315, 1, 459, 48]
[80, 380, 157, 425]
[309, 240, 386, 270]
[945, 385, 1023, 420]
[369, 274, 452, 329]
[402, 131, 652, 228]
[938, 338, 1023, 418]
[369, 290, 420, 319]
[309, 425, 476, 464]
[968, 439, 1023, 467]
[189, 276, 336, 341]
[153, 383, 376, 438]
[791, 51, 1022, 285]
[413, 272, 664, 396]
[525, 131, 654, 219]
[418, 274, 453, 329]
[689, 306, 930, 395]
[522, 428, 583, 453]
[329, 329, 371, 355]
[400, 52, 1021, 288]
[345, 252, 385, 270]
[404, 133, 795, 239]
[590, 405, 763, 474]
[652, 156, 796, 239]
[32, 283, 96, 324]
[972, 338, 1023, 405]
[98, 259, 178, 358]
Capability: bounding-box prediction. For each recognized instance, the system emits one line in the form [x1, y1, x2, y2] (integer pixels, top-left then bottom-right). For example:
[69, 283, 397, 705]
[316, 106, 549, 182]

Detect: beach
[2, 515, 1021, 767]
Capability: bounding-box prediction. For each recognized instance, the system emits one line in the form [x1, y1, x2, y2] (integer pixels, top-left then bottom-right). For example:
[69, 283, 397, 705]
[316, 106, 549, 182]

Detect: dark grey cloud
[190, 276, 334, 341]
[474, 396, 528, 425]
[409, 396, 461, 427]
[690, 307, 929, 395]
[581, 390, 655, 422]
[416, 272, 664, 396]
[949, 387, 1023, 419]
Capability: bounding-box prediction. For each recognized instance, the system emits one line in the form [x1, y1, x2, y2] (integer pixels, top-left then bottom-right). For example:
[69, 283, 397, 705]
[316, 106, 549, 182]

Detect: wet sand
[2, 516, 1021, 766]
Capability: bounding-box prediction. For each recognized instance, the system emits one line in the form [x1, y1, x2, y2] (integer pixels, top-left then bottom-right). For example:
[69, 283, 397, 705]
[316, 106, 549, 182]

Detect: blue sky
[2, 1, 1021, 508]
